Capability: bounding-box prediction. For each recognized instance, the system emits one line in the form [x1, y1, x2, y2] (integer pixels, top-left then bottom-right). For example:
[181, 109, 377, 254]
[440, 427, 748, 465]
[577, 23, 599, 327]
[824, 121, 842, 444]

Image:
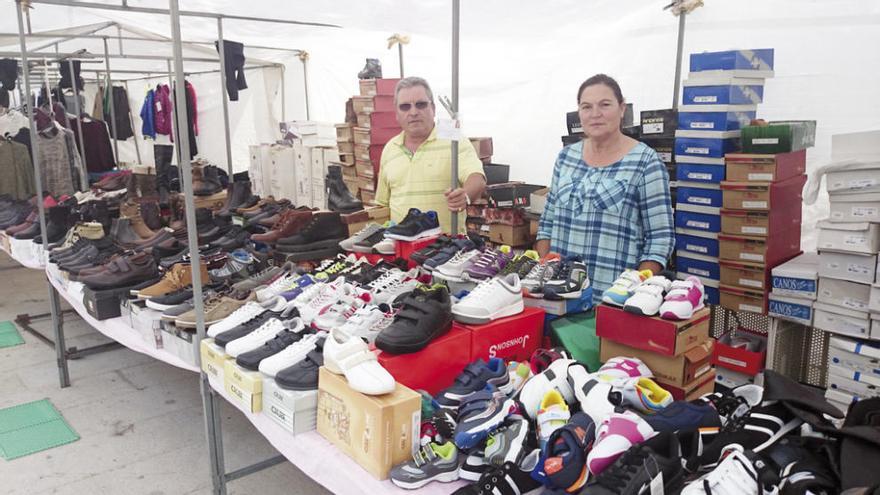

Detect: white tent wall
[2, 0, 880, 250]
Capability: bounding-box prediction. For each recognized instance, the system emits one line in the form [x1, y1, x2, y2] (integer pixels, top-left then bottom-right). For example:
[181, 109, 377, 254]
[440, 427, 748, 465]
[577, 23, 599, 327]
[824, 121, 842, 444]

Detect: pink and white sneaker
[586, 411, 656, 476]
[658, 276, 705, 321]
[595, 356, 653, 384]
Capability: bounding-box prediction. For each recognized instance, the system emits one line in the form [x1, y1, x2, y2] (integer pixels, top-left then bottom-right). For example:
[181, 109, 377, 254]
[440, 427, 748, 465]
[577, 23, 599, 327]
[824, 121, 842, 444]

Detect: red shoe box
[453, 307, 545, 362]
[369, 112, 400, 130]
[376, 325, 472, 395]
[595, 304, 710, 357]
[712, 329, 766, 376]
[656, 370, 716, 401]
[395, 236, 440, 267]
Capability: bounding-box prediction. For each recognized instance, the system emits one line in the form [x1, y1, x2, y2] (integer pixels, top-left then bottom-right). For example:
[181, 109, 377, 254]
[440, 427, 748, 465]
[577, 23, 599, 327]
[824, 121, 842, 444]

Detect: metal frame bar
[216, 18, 233, 175]
[65, 58, 90, 188]
[672, 11, 687, 110]
[449, 0, 460, 234]
[2, 31, 304, 54]
[16, 310, 123, 359]
[102, 36, 120, 162]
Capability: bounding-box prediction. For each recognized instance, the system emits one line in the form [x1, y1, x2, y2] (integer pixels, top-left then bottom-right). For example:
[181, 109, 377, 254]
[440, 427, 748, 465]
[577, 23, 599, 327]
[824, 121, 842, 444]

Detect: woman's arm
[638, 155, 675, 272]
[535, 152, 565, 256]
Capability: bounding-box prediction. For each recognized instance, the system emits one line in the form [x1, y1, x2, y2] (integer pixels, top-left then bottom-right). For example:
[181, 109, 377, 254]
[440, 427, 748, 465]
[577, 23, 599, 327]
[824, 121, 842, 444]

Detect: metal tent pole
[168, 2, 224, 494]
[301, 54, 310, 120]
[123, 80, 142, 164]
[279, 65, 286, 122]
[216, 17, 233, 176]
[398, 43, 404, 78]
[672, 12, 686, 110]
[449, 0, 460, 234]
[15, 0, 70, 389]
[66, 60, 89, 188]
[103, 37, 120, 163]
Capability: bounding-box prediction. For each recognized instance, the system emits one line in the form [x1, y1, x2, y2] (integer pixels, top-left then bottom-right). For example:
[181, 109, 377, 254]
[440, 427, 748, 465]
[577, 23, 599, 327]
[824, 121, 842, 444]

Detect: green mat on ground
[0, 399, 79, 460]
[0, 321, 24, 348]
[550, 311, 602, 372]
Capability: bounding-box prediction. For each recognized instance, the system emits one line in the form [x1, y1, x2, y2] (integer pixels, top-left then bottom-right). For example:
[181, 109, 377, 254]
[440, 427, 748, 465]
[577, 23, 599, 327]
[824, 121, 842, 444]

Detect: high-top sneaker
[275, 212, 349, 253]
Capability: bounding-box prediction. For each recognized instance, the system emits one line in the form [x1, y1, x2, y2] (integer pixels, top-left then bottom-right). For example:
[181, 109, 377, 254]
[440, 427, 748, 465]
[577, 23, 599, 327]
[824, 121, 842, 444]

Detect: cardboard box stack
[334, 123, 359, 196]
[474, 182, 544, 248]
[349, 78, 401, 204]
[675, 48, 776, 306]
[597, 305, 715, 400]
[825, 334, 880, 414]
[768, 252, 819, 326]
[813, 130, 880, 342]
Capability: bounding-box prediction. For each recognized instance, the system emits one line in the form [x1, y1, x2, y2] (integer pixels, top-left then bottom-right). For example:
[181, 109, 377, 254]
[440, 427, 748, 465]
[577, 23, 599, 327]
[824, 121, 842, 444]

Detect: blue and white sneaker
[384, 208, 442, 242]
[453, 387, 517, 450]
[600, 269, 652, 307]
[278, 274, 315, 301]
[436, 358, 514, 409]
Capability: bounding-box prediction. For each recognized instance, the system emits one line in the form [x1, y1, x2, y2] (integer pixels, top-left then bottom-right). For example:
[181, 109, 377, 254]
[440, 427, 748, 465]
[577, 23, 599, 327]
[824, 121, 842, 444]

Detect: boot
[33, 205, 72, 244]
[357, 58, 382, 79]
[140, 201, 162, 231]
[326, 165, 363, 213]
[110, 218, 144, 246]
[217, 180, 252, 218]
[154, 144, 174, 207]
[137, 173, 158, 199]
[120, 201, 157, 239]
[192, 164, 223, 196]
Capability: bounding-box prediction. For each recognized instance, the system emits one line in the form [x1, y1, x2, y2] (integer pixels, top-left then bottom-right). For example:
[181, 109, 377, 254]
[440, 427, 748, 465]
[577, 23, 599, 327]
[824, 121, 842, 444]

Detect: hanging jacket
[103, 86, 134, 141]
[92, 86, 104, 120]
[140, 89, 156, 139]
[186, 81, 198, 136]
[154, 84, 173, 136]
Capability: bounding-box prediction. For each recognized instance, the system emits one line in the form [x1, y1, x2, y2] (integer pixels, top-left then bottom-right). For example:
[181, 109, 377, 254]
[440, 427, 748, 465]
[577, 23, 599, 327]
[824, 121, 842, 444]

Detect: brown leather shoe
[136, 261, 209, 299]
[174, 291, 255, 328]
[250, 209, 314, 245]
[77, 252, 158, 290]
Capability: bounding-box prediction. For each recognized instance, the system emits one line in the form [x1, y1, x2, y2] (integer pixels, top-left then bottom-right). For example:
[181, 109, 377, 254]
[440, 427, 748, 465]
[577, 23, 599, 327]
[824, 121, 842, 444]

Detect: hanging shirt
[140, 89, 156, 139]
[36, 126, 78, 196]
[153, 84, 173, 136]
[0, 139, 35, 199]
[69, 117, 116, 173]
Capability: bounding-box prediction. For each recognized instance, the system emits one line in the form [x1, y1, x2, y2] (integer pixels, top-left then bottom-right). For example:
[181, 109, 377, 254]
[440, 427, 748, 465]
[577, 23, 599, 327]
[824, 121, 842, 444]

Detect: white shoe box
[869, 285, 880, 313]
[828, 343, 880, 378]
[261, 378, 318, 435]
[818, 221, 880, 255]
[715, 366, 761, 389]
[813, 301, 872, 340]
[771, 252, 818, 300]
[828, 364, 880, 398]
[818, 250, 877, 285]
[827, 166, 880, 196]
[160, 326, 199, 367]
[818, 277, 871, 312]
[829, 192, 880, 223]
[830, 334, 880, 359]
[200, 339, 231, 392]
[832, 130, 880, 163]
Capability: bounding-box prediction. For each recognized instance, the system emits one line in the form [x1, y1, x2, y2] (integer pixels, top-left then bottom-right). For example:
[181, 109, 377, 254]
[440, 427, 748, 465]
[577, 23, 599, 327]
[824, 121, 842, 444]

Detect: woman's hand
[638, 260, 663, 276]
[535, 239, 551, 257]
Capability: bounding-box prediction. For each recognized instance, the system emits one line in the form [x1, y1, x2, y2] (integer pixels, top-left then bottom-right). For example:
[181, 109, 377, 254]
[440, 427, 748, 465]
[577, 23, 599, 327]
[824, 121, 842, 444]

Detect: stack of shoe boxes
[825, 335, 880, 413]
[279, 121, 339, 209]
[674, 48, 776, 306]
[768, 252, 819, 326]
[334, 124, 359, 196]
[640, 108, 678, 271]
[597, 305, 715, 400]
[247, 144, 273, 197]
[351, 78, 401, 204]
[814, 131, 880, 342]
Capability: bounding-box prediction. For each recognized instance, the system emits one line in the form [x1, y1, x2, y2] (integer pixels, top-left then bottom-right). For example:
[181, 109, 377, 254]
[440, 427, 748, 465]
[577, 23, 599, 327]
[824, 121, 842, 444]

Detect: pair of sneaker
[603, 270, 706, 319]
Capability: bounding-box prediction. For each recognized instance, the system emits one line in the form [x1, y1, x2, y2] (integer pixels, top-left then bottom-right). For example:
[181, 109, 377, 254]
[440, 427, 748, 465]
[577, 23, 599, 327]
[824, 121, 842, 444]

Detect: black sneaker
[145, 286, 194, 311]
[580, 431, 685, 495]
[275, 212, 348, 252]
[543, 259, 589, 300]
[274, 337, 326, 391]
[235, 329, 309, 371]
[375, 284, 453, 354]
[498, 252, 539, 279]
[765, 438, 838, 495]
[410, 235, 455, 265]
[384, 208, 442, 241]
[453, 449, 541, 495]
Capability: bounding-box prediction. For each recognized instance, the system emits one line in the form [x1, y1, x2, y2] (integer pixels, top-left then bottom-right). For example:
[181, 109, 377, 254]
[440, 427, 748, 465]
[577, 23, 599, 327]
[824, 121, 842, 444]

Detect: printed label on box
[687, 221, 710, 229]
[694, 96, 718, 103]
[686, 243, 708, 254]
[643, 123, 664, 134]
[689, 197, 712, 205]
[719, 356, 748, 368]
[740, 303, 762, 313]
[843, 298, 868, 311]
[686, 147, 710, 155]
[740, 253, 764, 262]
[693, 122, 715, 129]
[853, 207, 879, 217]
[659, 152, 673, 162]
[688, 267, 711, 277]
[845, 235, 867, 246]
[848, 263, 871, 275]
[748, 173, 774, 181]
[772, 277, 816, 294]
[742, 226, 767, 235]
[743, 201, 768, 209]
[769, 299, 812, 321]
[752, 138, 780, 145]
[849, 179, 877, 190]
[740, 278, 763, 288]
[688, 173, 713, 180]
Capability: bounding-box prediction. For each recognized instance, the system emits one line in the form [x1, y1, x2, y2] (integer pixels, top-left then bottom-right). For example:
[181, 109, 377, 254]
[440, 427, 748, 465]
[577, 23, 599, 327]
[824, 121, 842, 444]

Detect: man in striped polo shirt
[375, 77, 486, 233]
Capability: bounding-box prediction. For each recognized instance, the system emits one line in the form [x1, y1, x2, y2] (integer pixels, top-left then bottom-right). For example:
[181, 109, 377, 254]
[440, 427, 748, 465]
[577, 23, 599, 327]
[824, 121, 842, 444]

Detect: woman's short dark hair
[578, 74, 624, 104]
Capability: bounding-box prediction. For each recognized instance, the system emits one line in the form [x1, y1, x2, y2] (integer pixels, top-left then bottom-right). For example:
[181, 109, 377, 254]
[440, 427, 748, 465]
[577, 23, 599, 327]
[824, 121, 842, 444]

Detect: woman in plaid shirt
[536, 74, 674, 303]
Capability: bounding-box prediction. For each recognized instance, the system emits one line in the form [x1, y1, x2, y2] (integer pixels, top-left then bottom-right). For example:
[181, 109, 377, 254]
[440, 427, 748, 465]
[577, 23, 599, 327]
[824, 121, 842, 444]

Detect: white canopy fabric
[1, 0, 879, 249]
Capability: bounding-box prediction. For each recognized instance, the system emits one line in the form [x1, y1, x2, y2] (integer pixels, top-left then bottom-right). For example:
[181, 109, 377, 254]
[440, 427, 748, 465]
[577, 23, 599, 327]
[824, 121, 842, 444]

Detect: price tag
[437, 118, 462, 141]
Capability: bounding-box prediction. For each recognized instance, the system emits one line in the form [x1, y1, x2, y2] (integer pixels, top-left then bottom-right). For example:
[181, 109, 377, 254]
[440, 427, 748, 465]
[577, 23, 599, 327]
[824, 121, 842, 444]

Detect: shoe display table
[1, 235, 46, 269]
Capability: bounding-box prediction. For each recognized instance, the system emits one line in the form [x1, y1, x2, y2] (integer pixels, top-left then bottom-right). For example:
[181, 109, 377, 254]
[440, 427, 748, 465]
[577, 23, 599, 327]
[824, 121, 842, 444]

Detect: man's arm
[445, 173, 486, 211]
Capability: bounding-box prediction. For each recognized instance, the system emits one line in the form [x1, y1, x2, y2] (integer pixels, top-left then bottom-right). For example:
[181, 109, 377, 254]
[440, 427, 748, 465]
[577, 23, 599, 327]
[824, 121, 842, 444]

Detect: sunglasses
[398, 101, 430, 112]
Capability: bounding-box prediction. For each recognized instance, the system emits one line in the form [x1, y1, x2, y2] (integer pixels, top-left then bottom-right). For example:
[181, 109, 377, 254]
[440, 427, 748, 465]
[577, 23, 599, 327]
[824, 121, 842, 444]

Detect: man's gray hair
[394, 76, 434, 105]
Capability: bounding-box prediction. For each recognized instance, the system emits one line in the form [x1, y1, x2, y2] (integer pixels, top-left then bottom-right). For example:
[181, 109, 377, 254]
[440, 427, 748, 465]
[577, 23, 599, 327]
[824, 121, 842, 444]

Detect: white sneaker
[567, 363, 617, 424]
[339, 223, 384, 252]
[324, 327, 395, 395]
[255, 272, 302, 302]
[311, 289, 372, 331]
[368, 268, 418, 304]
[434, 248, 480, 281]
[451, 273, 524, 325]
[518, 358, 576, 418]
[595, 356, 653, 384]
[337, 304, 396, 344]
[681, 448, 779, 495]
[371, 238, 396, 255]
[659, 276, 706, 321]
[207, 297, 286, 338]
[290, 279, 326, 308]
[225, 318, 304, 357]
[622, 275, 672, 316]
[258, 332, 322, 377]
[601, 269, 652, 307]
[298, 278, 354, 325]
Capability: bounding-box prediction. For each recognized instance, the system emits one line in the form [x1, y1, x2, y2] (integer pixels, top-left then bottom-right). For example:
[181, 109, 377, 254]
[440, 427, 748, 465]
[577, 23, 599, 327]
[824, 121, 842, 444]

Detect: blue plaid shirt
[537, 140, 674, 302]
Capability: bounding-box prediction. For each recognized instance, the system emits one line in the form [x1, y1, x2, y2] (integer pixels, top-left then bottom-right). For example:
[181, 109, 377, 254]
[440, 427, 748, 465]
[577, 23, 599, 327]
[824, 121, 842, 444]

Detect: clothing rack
[10, 1, 335, 494]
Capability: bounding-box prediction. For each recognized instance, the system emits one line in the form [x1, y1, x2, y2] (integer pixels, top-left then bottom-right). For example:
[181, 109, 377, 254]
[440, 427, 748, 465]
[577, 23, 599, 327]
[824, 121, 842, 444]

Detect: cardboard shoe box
[720, 175, 807, 210]
[718, 231, 801, 266]
[720, 284, 768, 314]
[317, 368, 420, 480]
[595, 305, 710, 357]
[813, 301, 872, 340]
[487, 224, 532, 247]
[377, 325, 472, 395]
[358, 78, 401, 97]
[771, 252, 819, 299]
[768, 294, 814, 326]
[818, 277, 871, 312]
[829, 192, 880, 223]
[713, 330, 766, 375]
[454, 307, 544, 362]
[224, 360, 263, 413]
[200, 339, 232, 391]
[262, 378, 318, 435]
[657, 370, 716, 401]
[724, 150, 806, 182]
[818, 221, 880, 255]
[720, 206, 802, 237]
[720, 259, 768, 291]
[826, 166, 880, 196]
[600, 337, 713, 387]
[828, 340, 880, 378]
[818, 250, 877, 285]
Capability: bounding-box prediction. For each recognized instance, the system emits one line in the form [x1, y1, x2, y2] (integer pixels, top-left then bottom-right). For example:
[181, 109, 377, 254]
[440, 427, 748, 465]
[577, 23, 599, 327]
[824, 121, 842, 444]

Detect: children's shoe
[454, 388, 517, 450]
[615, 377, 673, 413]
[543, 259, 590, 300]
[483, 414, 531, 467]
[623, 275, 672, 316]
[601, 269, 652, 307]
[519, 358, 576, 418]
[507, 361, 532, 395]
[540, 412, 596, 493]
[537, 389, 571, 450]
[659, 276, 706, 320]
[435, 358, 514, 409]
[453, 449, 542, 495]
[389, 441, 460, 490]
[595, 356, 653, 384]
[587, 411, 656, 476]
[521, 254, 560, 298]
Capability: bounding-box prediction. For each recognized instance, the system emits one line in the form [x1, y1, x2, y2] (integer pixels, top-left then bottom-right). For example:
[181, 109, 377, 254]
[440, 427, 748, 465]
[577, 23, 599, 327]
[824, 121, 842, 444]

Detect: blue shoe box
[675, 210, 721, 234]
[677, 185, 723, 209]
[768, 294, 813, 326]
[677, 162, 726, 183]
[705, 286, 720, 305]
[678, 109, 757, 131]
[689, 49, 774, 73]
[676, 232, 719, 258]
[677, 253, 721, 281]
[682, 82, 764, 106]
[675, 136, 741, 159]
